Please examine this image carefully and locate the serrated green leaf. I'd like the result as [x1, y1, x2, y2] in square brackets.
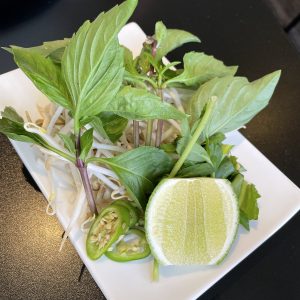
[177, 162, 213, 178]
[91, 112, 128, 143]
[79, 128, 94, 161]
[58, 133, 75, 154]
[89, 146, 173, 210]
[62, 0, 138, 125]
[10, 46, 72, 110]
[167, 52, 237, 87]
[107, 86, 186, 120]
[188, 70, 281, 137]
[154, 21, 200, 61]
[239, 181, 260, 220]
[4, 39, 69, 62]
[231, 174, 260, 229]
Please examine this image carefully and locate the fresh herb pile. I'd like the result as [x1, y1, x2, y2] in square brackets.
[0, 0, 280, 277]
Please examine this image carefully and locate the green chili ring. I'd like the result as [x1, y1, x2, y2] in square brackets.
[105, 228, 151, 262]
[86, 205, 131, 260]
[112, 200, 139, 227]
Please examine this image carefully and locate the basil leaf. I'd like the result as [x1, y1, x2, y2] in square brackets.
[154, 21, 200, 61]
[107, 86, 186, 120]
[1, 106, 23, 123]
[10, 46, 72, 110]
[123, 46, 138, 75]
[188, 70, 281, 137]
[0, 107, 74, 162]
[90, 146, 173, 209]
[205, 141, 223, 170]
[177, 137, 210, 163]
[58, 133, 76, 154]
[167, 52, 238, 87]
[177, 162, 213, 178]
[79, 128, 94, 161]
[215, 156, 235, 178]
[62, 0, 137, 124]
[91, 112, 128, 143]
[4, 39, 69, 61]
[177, 118, 211, 163]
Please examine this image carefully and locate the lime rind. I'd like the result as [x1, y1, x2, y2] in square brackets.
[145, 178, 239, 266]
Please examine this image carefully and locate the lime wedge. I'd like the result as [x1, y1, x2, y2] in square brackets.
[145, 178, 239, 265]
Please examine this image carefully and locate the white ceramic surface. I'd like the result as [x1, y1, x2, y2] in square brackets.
[0, 23, 299, 300]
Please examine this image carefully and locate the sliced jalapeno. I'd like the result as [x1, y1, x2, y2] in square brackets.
[86, 205, 130, 260]
[105, 228, 151, 262]
[112, 200, 139, 227]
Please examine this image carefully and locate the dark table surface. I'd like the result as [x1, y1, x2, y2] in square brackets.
[0, 0, 299, 299]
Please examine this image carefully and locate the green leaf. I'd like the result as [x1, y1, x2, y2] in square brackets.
[0, 107, 75, 162]
[62, 0, 138, 126]
[4, 39, 69, 63]
[207, 132, 226, 144]
[167, 52, 237, 87]
[239, 181, 260, 220]
[123, 46, 138, 75]
[177, 162, 213, 178]
[177, 137, 210, 162]
[177, 118, 211, 163]
[160, 143, 176, 153]
[107, 86, 186, 120]
[205, 141, 223, 170]
[239, 211, 250, 231]
[231, 174, 260, 229]
[10, 46, 72, 110]
[89, 146, 173, 209]
[188, 70, 281, 137]
[1, 106, 24, 123]
[58, 133, 76, 154]
[154, 21, 200, 61]
[79, 128, 94, 161]
[215, 156, 235, 178]
[91, 112, 128, 143]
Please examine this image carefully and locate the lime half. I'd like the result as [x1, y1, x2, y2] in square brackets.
[145, 178, 239, 265]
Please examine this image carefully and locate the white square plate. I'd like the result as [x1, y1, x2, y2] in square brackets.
[0, 23, 299, 300]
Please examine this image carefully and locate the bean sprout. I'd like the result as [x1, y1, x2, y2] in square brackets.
[92, 142, 125, 153]
[88, 164, 118, 179]
[47, 106, 64, 135]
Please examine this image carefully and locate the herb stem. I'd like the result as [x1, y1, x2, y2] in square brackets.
[133, 120, 140, 148]
[155, 88, 164, 147]
[77, 162, 98, 216]
[145, 120, 153, 146]
[152, 258, 159, 281]
[75, 132, 98, 215]
[169, 97, 216, 178]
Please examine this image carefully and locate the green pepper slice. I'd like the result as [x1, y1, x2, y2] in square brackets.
[86, 205, 130, 260]
[105, 228, 151, 262]
[112, 200, 139, 227]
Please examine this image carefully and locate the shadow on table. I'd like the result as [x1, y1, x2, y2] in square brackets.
[22, 164, 41, 192]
